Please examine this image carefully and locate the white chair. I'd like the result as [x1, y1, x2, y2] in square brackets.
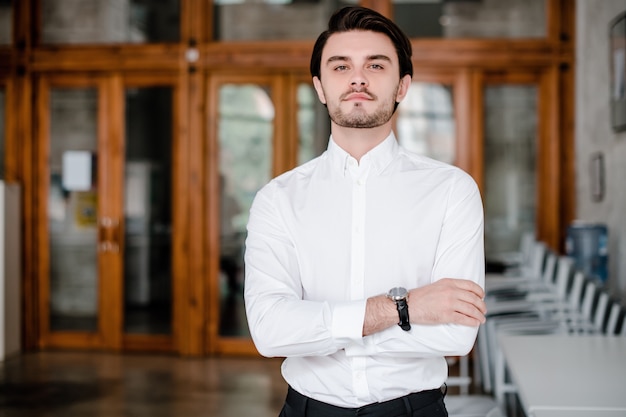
[485, 247, 559, 302]
[487, 231, 536, 279]
[485, 258, 582, 323]
[605, 301, 623, 335]
[486, 241, 548, 288]
[490, 275, 613, 409]
[478, 256, 577, 393]
[482, 267, 601, 399]
[444, 355, 505, 417]
[609, 302, 626, 335]
[561, 279, 611, 334]
[591, 289, 609, 332]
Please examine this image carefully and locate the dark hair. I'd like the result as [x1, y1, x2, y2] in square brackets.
[310, 6, 413, 80]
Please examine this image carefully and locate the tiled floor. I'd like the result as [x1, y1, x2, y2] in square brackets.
[0, 351, 286, 417]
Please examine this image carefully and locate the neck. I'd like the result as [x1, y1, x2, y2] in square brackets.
[331, 123, 392, 162]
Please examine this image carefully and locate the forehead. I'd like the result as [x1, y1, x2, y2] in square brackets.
[322, 30, 398, 63]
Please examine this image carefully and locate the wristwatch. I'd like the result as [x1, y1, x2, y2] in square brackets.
[387, 287, 411, 331]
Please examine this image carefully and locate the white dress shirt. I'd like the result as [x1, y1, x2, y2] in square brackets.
[244, 133, 484, 408]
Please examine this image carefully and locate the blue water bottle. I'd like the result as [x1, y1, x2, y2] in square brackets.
[565, 222, 608, 284]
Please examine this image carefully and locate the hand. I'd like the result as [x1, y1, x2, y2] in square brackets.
[409, 278, 486, 327]
[362, 278, 486, 336]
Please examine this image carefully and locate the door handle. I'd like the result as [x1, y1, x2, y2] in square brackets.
[98, 217, 120, 253]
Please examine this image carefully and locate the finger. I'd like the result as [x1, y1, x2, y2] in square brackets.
[452, 285, 487, 313]
[446, 278, 485, 298]
[459, 281, 485, 299]
[451, 312, 485, 327]
[455, 300, 487, 324]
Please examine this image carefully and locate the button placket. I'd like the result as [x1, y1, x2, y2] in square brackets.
[349, 164, 367, 300]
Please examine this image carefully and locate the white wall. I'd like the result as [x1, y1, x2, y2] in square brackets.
[576, 0, 626, 301]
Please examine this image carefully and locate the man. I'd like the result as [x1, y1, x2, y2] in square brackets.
[244, 6, 487, 417]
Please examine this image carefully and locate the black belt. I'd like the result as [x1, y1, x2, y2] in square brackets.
[286, 386, 444, 417]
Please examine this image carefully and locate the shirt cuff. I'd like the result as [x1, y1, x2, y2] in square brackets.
[330, 300, 366, 347]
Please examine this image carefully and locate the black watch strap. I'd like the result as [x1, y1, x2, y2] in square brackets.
[395, 299, 411, 331]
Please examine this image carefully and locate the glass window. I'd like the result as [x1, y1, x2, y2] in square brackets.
[396, 82, 456, 165]
[49, 88, 99, 332]
[483, 85, 537, 266]
[394, 0, 546, 39]
[218, 84, 273, 337]
[124, 87, 173, 335]
[41, 0, 180, 45]
[0, 87, 5, 179]
[213, 0, 352, 41]
[0, 0, 11, 45]
[297, 82, 329, 165]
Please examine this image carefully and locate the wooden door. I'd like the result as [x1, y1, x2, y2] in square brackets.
[479, 69, 565, 266]
[395, 67, 565, 271]
[206, 71, 332, 354]
[35, 72, 185, 352]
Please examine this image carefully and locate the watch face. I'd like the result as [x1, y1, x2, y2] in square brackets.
[388, 287, 408, 301]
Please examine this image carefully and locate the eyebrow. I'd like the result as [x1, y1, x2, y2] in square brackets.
[325, 54, 393, 66]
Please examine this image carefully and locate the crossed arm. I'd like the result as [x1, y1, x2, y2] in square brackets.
[363, 278, 487, 336]
[245, 170, 486, 358]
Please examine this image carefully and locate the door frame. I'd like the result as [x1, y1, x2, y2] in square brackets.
[33, 72, 190, 353]
[206, 72, 294, 355]
[120, 73, 186, 353]
[35, 73, 122, 349]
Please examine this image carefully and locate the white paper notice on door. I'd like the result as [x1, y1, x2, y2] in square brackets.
[62, 151, 93, 191]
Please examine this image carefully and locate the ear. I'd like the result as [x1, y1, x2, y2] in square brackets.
[312, 76, 327, 105]
[395, 75, 412, 103]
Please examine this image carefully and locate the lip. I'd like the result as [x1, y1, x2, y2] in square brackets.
[344, 92, 373, 101]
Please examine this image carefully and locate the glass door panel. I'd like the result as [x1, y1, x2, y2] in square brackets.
[218, 83, 274, 338]
[40, 74, 183, 352]
[48, 88, 99, 332]
[396, 82, 456, 165]
[123, 87, 173, 335]
[297, 82, 329, 165]
[0, 86, 5, 178]
[483, 85, 537, 266]
[393, 0, 546, 39]
[0, 1, 10, 45]
[40, 0, 180, 45]
[212, 0, 351, 41]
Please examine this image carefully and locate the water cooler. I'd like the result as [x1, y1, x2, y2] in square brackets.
[565, 222, 608, 284]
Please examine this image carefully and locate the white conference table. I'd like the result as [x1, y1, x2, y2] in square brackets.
[498, 334, 626, 415]
[531, 410, 626, 417]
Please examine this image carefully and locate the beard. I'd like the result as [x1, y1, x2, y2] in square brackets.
[326, 85, 399, 129]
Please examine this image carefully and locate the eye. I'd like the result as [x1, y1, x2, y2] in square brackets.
[334, 64, 349, 72]
[369, 63, 385, 70]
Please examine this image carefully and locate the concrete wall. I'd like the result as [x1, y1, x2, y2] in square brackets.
[576, 0, 626, 300]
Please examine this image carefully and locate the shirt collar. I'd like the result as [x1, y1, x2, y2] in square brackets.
[327, 132, 399, 177]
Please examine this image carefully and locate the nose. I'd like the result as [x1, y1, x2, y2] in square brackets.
[350, 69, 368, 89]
